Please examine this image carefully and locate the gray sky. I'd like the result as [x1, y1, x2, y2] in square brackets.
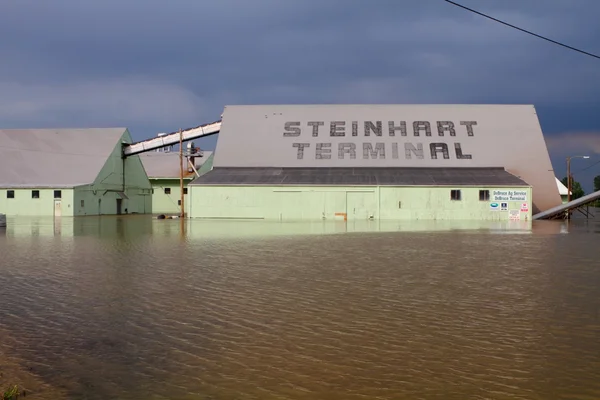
[1, 0, 599, 190]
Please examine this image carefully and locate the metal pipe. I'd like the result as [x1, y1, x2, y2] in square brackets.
[188, 158, 200, 177]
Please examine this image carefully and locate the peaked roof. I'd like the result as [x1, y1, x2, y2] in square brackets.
[140, 151, 213, 179]
[555, 177, 570, 195]
[190, 167, 530, 186]
[0, 128, 127, 188]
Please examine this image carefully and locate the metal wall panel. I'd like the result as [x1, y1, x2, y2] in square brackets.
[188, 185, 534, 221]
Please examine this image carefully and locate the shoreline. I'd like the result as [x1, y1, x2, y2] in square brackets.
[0, 329, 66, 399]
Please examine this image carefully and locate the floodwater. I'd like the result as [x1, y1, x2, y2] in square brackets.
[1, 213, 599, 400]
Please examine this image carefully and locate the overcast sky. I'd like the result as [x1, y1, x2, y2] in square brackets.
[1, 0, 599, 190]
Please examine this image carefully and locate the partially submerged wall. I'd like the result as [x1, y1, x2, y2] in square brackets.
[211, 104, 560, 213]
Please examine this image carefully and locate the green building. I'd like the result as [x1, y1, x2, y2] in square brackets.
[139, 150, 212, 215]
[0, 128, 152, 217]
[188, 104, 562, 221]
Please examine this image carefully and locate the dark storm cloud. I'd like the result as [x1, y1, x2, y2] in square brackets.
[1, 0, 600, 189]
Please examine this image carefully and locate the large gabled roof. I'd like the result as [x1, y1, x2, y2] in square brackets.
[189, 167, 530, 187]
[140, 151, 213, 179]
[0, 128, 127, 188]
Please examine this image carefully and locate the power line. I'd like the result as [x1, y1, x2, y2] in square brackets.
[575, 158, 600, 173]
[443, 0, 600, 60]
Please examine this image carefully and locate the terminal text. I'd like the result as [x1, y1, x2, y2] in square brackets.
[283, 120, 478, 137]
[292, 142, 473, 160]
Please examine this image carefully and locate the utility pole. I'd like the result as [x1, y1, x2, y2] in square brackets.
[179, 128, 185, 218]
[566, 155, 590, 219]
[567, 156, 572, 204]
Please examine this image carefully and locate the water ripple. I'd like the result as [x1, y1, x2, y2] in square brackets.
[1, 217, 600, 399]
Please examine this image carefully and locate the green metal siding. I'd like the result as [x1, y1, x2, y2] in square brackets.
[149, 178, 192, 215]
[0, 188, 74, 216]
[86, 129, 152, 215]
[147, 153, 212, 215]
[72, 185, 150, 216]
[189, 186, 533, 221]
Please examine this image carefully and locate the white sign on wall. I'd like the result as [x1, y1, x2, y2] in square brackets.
[509, 210, 520, 220]
[492, 190, 527, 202]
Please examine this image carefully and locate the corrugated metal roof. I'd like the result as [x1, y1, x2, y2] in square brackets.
[0, 128, 127, 188]
[140, 151, 213, 179]
[210, 104, 560, 213]
[189, 167, 529, 187]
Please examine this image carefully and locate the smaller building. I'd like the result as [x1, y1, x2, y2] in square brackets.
[140, 150, 213, 215]
[555, 177, 570, 203]
[0, 128, 152, 217]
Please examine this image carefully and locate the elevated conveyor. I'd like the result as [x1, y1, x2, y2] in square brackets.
[533, 190, 600, 220]
[123, 120, 222, 157]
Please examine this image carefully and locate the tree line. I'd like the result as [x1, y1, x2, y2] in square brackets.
[561, 175, 600, 205]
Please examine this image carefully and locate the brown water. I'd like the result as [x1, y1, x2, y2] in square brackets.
[1, 215, 600, 399]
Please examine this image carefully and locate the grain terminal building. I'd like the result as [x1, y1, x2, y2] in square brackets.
[188, 104, 561, 221]
[140, 150, 213, 215]
[0, 128, 152, 217]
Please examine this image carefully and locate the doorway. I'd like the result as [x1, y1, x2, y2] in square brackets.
[116, 198, 122, 215]
[54, 200, 62, 217]
[346, 192, 373, 220]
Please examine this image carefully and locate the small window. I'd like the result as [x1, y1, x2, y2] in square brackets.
[7, 190, 14, 199]
[80, 200, 85, 207]
[164, 188, 171, 194]
[183, 188, 188, 195]
[450, 189, 461, 201]
[32, 190, 40, 199]
[177, 200, 182, 206]
[479, 190, 490, 201]
[54, 190, 62, 199]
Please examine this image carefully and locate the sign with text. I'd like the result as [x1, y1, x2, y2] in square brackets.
[509, 210, 520, 220]
[492, 190, 527, 202]
[284, 120, 477, 161]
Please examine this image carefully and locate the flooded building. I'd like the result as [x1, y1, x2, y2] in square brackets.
[186, 104, 561, 221]
[140, 149, 213, 215]
[0, 128, 152, 217]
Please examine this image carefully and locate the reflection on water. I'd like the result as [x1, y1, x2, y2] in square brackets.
[1, 213, 600, 399]
[0, 215, 540, 239]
